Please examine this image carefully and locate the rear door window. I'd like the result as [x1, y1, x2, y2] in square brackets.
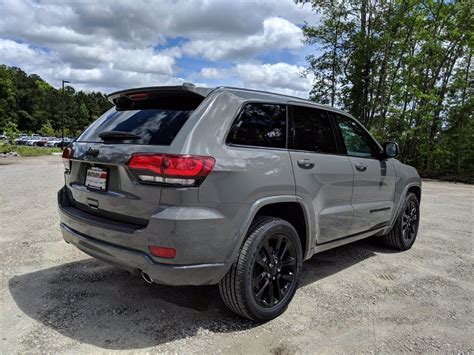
[226, 103, 287, 149]
[77, 108, 192, 145]
[290, 105, 338, 154]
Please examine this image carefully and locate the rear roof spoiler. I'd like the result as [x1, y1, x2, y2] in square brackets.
[107, 84, 214, 105]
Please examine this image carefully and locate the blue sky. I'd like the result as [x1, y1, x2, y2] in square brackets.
[0, 0, 318, 97]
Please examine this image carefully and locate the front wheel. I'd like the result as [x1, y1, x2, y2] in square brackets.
[382, 192, 420, 250]
[219, 216, 302, 321]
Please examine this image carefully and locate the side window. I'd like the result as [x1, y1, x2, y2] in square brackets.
[334, 114, 380, 158]
[290, 105, 338, 154]
[227, 103, 286, 149]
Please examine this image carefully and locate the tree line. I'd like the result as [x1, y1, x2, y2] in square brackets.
[304, 0, 472, 182]
[0, 65, 112, 139]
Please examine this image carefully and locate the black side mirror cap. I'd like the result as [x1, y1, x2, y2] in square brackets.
[383, 141, 399, 158]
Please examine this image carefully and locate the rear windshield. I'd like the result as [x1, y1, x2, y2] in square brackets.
[77, 108, 193, 145]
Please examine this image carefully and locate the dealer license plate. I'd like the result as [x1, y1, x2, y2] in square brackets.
[85, 166, 108, 191]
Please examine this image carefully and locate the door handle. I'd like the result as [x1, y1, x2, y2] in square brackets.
[355, 163, 367, 172]
[297, 159, 315, 169]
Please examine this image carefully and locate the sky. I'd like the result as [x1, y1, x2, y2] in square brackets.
[0, 0, 318, 98]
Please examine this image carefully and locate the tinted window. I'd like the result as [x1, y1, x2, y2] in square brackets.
[227, 103, 286, 148]
[291, 106, 337, 153]
[77, 108, 192, 145]
[335, 114, 379, 158]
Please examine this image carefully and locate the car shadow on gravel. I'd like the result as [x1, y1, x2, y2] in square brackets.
[8, 238, 393, 350]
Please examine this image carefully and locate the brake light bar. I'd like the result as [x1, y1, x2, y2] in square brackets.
[128, 92, 147, 100]
[127, 153, 215, 186]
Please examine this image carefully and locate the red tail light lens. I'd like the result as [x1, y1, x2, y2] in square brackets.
[62, 146, 72, 171]
[149, 245, 176, 259]
[127, 153, 215, 186]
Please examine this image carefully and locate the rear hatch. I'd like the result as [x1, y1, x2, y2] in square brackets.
[63, 86, 211, 227]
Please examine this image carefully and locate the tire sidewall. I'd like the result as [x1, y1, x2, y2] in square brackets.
[241, 220, 303, 321]
[398, 193, 420, 249]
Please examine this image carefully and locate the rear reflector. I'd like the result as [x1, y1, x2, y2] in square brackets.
[127, 153, 215, 187]
[62, 146, 72, 171]
[149, 246, 176, 259]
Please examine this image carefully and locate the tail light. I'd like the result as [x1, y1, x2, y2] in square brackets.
[62, 146, 72, 172]
[127, 153, 215, 187]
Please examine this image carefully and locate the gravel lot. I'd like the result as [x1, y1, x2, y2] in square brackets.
[1, 155, 473, 353]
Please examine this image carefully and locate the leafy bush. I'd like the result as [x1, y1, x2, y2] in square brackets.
[3, 121, 20, 144]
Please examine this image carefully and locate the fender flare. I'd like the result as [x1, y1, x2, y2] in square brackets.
[389, 182, 422, 228]
[224, 195, 314, 268]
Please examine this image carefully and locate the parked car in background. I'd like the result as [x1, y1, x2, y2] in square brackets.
[26, 136, 44, 146]
[15, 135, 30, 145]
[24, 134, 41, 146]
[47, 137, 73, 148]
[35, 137, 56, 147]
[46, 138, 62, 147]
[58, 84, 421, 321]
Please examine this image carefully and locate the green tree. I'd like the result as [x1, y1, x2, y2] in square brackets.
[304, 0, 473, 182]
[3, 121, 20, 144]
[39, 121, 55, 137]
[0, 65, 112, 137]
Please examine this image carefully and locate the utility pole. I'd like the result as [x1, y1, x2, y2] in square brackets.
[61, 80, 71, 148]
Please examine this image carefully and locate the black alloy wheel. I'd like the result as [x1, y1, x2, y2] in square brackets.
[252, 234, 297, 308]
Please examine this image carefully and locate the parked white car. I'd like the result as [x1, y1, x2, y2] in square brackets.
[46, 138, 62, 147]
[26, 136, 44, 146]
[15, 135, 30, 145]
[46, 138, 73, 147]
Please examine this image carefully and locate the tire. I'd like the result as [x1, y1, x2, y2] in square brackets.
[219, 216, 303, 321]
[382, 192, 420, 250]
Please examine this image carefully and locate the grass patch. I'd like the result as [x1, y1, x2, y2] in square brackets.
[0, 143, 62, 157]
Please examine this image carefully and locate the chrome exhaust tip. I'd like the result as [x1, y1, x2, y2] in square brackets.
[140, 270, 153, 284]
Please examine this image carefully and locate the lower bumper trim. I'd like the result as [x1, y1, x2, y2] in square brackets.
[60, 223, 227, 286]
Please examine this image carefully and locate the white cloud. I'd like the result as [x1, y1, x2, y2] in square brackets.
[0, 39, 183, 92]
[197, 62, 313, 98]
[60, 43, 177, 75]
[235, 62, 312, 92]
[198, 67, 232, 80]
[182, 17, 304, 60]
[0, 39, 54, 67]
[0, 0, 316, 96]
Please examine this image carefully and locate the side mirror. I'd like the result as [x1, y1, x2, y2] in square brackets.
[383, 141, 399, 158]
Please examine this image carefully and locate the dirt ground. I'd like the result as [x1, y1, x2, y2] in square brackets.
[0, 155, 472, 353]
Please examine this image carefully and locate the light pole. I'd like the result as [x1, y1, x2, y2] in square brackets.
[61, 80, 71, 147]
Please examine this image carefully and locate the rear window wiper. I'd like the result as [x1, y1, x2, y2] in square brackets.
[98, 131, 141, 141]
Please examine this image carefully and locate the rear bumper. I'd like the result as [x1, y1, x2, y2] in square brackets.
[57, 186, 238, 286]
[60, 222, 227, 285]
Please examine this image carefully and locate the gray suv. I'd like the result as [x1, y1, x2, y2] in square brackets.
[58, 84, 421, 321]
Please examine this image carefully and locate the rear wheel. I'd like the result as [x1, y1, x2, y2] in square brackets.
[219, 216, 302, 321]
[382, 192, 420, 250]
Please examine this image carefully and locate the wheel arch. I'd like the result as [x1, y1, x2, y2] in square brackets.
[407, 185, 421, 202]
[389, 182, 422, 229]
[226, 196, 313, 266]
